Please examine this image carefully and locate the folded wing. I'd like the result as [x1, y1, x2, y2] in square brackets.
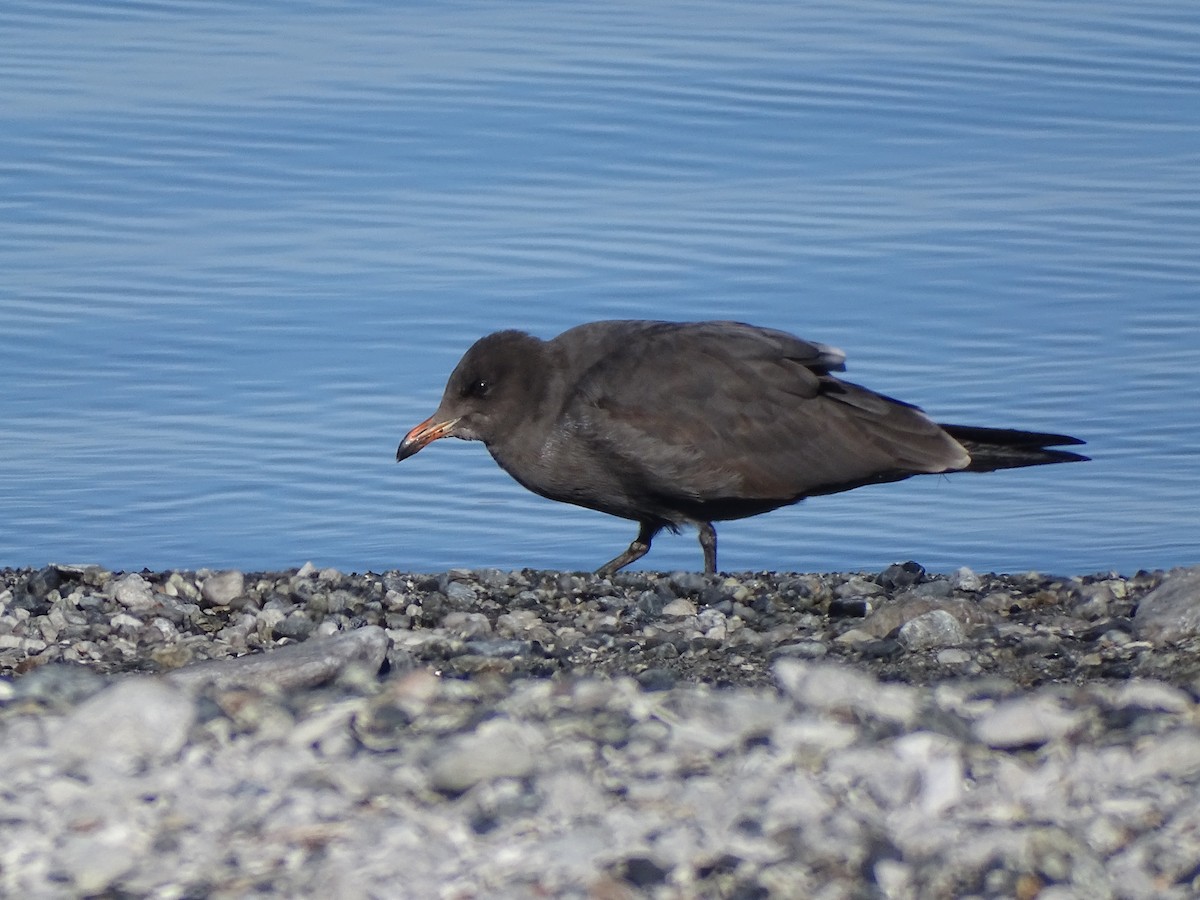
[564, 321, 969, 515]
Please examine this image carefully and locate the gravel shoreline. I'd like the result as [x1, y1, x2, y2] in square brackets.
[3, 562, 1200, 898]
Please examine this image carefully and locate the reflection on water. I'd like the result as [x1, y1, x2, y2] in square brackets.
[1, 0, 1198, 574]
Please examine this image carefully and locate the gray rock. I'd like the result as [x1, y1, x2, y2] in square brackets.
[835, 576, 886, 598]
[1112, 680, 1193, 713]
[428, 718, 543, 794]
[50, 678, 194, 775]
[24, 566, 64, 600]
[951, 566, 983, 592]
[973, 695, 1082, 748]
[111, 573, 156, 610]
[668, 571, 708, 595]
[879, 560, 925, 590]
[463, 638, 533, 658]
[774, 659, 919, 726]
[200, 570, 245, 607]
[165, 625, 388, 692]
[772, 640, 829, 660]
[908, 579, 953, 599]
[442, 610, 491, 638]
[898, 609, 966, 650]
[54, 832, 142, 896]
[273, 611, 316, 642]
[1133, 566, 1200, 644]
[661, 597, 697, 617]
[859, 596, 979, 638]
[445, 581, 478, 604]
[9, 662, 109, 709]
[935, 648, 974, 667]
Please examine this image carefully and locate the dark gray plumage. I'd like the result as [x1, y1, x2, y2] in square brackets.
[396, 320, 1087, 574]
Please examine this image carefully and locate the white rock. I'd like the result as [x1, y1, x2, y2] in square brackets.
[200, 570, 245, 607]
[973, 695, 1081, 748]
[111, 573, 156, 610]
[898, 609, 966, 650]
[951, 566, 983, 592]
[1132, 565, 1200, 644]
[774, 659, 919, 726]
[428, 718, 543, 794]
[50, 679, 195, 776]
[662, 597, 697, 617]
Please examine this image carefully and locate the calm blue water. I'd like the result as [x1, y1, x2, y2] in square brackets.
[2, 1, 1198, 576]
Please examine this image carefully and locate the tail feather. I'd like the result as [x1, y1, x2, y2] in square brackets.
[939, 423, 1089, 472]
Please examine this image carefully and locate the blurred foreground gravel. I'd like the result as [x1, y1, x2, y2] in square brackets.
[3, 561, 1200, 898]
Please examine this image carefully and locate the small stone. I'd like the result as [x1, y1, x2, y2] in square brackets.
[56, 831, 140, 896]
[662, 598, 697, 617]
[200, 570, 245, 607]
[879, 560, 925, 590]
[616, 856, 670, 887]
[24, 566, 64, 599]
[774, 659, 919, 726]
[428, 718, 543, 794]
[835, 576, 886, 598]
[636, 668, 677, 691]
[771, 641, 829, 660]
[444, 581, 477, 604]
[860, 637, 903, 659]
[973, 695, 1081, 749]
[1133, 566, 1200, 644]
[833, 627, 876, 645]
[442, 611, 492, 638]
[697, 587, 731, 610]
[166, 625, 388, 692]
[908, 579, 953, 599]
[11, 662, 108, 708]
[111, 573, 156, 610]
[462, 638, 532, 658]
[951, 566, 983, 592]
[1112, 680, 1192, 713]
[273, 611, 316, 642]
[828, 597, 871, 618]
[668, 571, 708, 595]
[898, 610, 966, 650]
[936, 648, 973, 666]
[636, 591, 667, 616]
[51, 678, 195, 775]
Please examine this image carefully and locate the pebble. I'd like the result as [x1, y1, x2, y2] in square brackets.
[165, 625, 388, 692]
[50, 678, 194, 775]
[200, 570, 245, 607]
[952, 565, 984, 592]
[1132, 565, 1200, 644]
[110, 573, 156, 610]
[444, 580, 477, 604]
[936, 647, 974, 667]
[898, 608, 967, 650]
[661, 597, 697, 617]
[0, 562, 1192, 897]
[973, 694, 1082, 748]
[427, 717, 544, 794]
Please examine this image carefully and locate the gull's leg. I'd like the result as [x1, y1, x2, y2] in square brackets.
[596, 522, 660, 577]
[697, 522, 717, 574]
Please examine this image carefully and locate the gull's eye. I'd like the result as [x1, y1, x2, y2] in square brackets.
[464, 377, 491, 399]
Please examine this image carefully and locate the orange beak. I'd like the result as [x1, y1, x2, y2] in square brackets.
[396, 414, 460, 461]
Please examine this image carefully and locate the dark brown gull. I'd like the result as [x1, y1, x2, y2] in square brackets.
[397, 320, 1088, 575]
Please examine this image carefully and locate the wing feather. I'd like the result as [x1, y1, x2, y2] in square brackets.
[560, 322, 968, 509]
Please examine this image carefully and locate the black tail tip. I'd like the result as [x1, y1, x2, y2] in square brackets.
[940, 423, 1090, 471]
